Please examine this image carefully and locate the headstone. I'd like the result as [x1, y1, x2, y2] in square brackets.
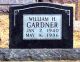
[9, 3, 73, 48]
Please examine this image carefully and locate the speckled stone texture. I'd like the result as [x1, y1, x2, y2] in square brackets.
[0, 49, 80, 61]
[0, 0, 36, 12]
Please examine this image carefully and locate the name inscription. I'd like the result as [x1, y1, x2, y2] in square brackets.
[23, 14, 62, 40]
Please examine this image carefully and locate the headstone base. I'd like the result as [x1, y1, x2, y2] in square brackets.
[0, 49, 80, 61]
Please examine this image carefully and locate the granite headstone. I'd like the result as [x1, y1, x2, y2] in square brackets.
[9, 3, 73, 48]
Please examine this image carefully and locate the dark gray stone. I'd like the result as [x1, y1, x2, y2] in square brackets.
[9, 3, 73, 48]
[0, 49, 80, 61]
[0, 0, 36, 13]
[8, 49, 30, 61]
[0, 0, 36, 4]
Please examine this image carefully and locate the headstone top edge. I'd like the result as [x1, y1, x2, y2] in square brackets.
[9, 2, 73, 9]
